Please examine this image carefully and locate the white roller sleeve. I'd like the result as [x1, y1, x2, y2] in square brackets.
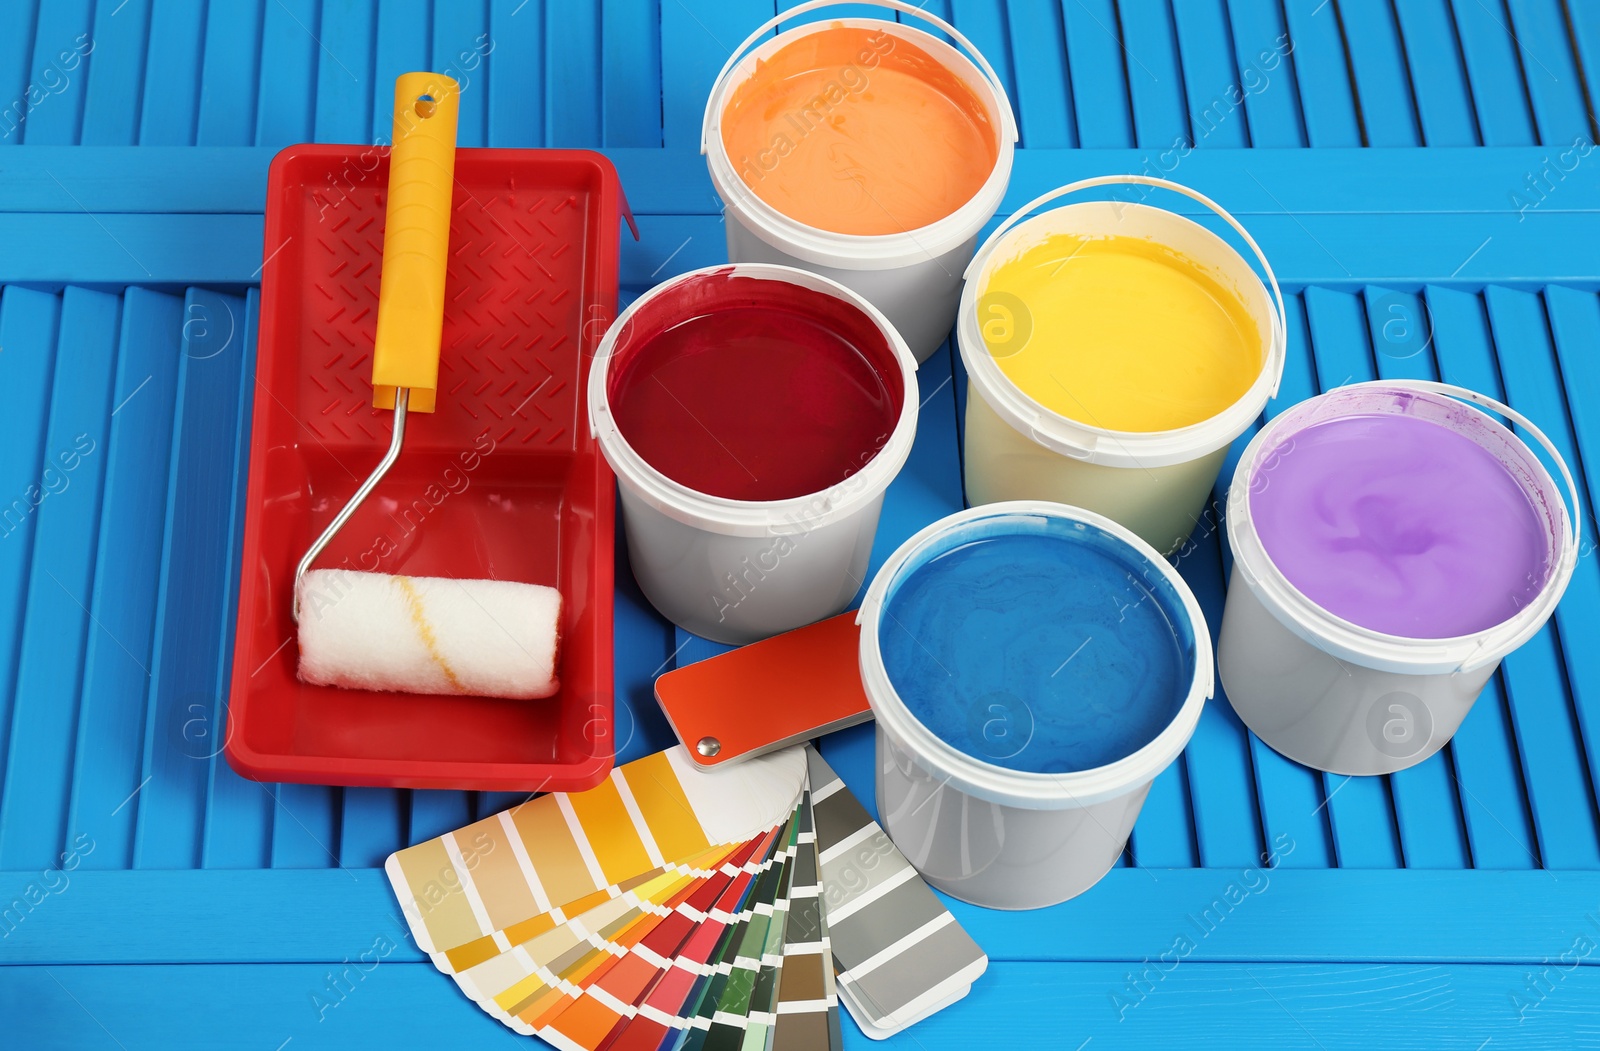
[296, 569, 562, 699]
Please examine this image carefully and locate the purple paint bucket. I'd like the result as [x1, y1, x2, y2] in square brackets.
[1219, 380, 1580, 775]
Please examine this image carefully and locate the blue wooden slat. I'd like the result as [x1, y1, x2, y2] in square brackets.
[1281, 0, 1362, 146]
[200, 289, 275, 871]
[65, 289, 183, 872]
[407, 789, 473, 846]
[1060, 0, 1132, 147]
[9, 959, 1600, 1049]
[949, 0, 1018, 127]
[486, 0, 544, 148]
[12, 866, 1600, 965]
[1391, 0, 1481, 145]
[1116, 0, 1189, 148]
[371, 0, 430, 145]
[1301, 286, 1404, 869]
[6, 141, 1577, 224]
[0, 288, 118, 872]
[1424, 289, 1544, 872]
[255, 0, 320, 150]
[432, 0, 489, 148]
[1239, 291, 1336, 870]
[19, 0, 94, 145]
[602, 0, 663, 147]
[1483, 286, 1600, 867]
[865, 342, 964, 583]
[1432, 286, 1595, 870]
[662, 0, 761, 149]
[271, 784, 342, 869]
[0, 3, 40, 147]
[1545, 288, 1600, 548]
[472, 790, 524, 824]
[1450, 0, 1538, 145]
[1570, 3, 1600, 135]
[1424, 301, 1542, 871]
[312, 0, 376, 144]
[1336, 0, 1422, 146]
[1480, 565, 1599, 871]
[0, 213, 264, 287]
[1362, 284, 1472, 870]
[671, 629, 731, 671]
[195, 0, 265, 146]
[1008, 0, 1077, 148]
[81, 0, 153, 145]
[1504, 0, 1593, 146]
[133, 287, 249, 869]
[776, 0, 887, 31]
[1448, 671, 1541, 869]
[338, 788, 406, 868]
[900, 0, 955, 55]
[1224, 0, 1305, 146]
[138, 0, 209, 145]
[545, 0, 600, 147]
[0, 289, 62, 824]
[1179, 255, 1286, 874]
[605, 518, 680, 771]
[1129, 757, 1199, 867]
[619, 214, 727, 290]
[1170, 0, 1249, 147]
[1177, 527, 1266, 868]
[4, 152, 1600, 290]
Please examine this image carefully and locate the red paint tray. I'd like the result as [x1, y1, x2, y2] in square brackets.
[226, 145, 623, 792]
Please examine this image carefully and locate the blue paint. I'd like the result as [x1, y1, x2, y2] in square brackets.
[878, 514, 1196, 774]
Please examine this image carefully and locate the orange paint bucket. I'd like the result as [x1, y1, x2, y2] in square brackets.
[702, 0, 1017, 361]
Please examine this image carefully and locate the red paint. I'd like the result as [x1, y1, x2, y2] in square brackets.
[607, 270, 904, 501]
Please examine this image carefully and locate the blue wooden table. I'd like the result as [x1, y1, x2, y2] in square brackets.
[1, 1, 1599, 1047]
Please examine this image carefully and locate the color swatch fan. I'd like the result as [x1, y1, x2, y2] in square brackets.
[387, 744, 986, 1047]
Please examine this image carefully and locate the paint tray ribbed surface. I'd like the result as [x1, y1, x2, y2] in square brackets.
[225, 145, 623, 792]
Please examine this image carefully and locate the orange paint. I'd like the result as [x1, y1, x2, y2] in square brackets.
[721, 24, 998, 235]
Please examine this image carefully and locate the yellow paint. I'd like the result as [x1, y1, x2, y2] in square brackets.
[395, 575, 463, 692]
[981, 233, 1262, 432]
[720, 25, 998, 235]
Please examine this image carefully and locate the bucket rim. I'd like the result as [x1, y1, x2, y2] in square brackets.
[1225, 380, 1583, 675]
[702, 7, 1018, 269]
[957, 194, 1287, 469]
[856, 501, 1215, 810]
[587, 263, 920, 538]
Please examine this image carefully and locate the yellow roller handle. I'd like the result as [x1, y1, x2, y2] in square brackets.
[371, 72, 461, 413]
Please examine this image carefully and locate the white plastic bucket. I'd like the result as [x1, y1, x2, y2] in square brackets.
[702, 0, 1018, 363]
[856, 502, 1212, 909]
[1220, 380, 1581, 776]
[589, 263, 919, 646]
[958, 176, 1287, 555]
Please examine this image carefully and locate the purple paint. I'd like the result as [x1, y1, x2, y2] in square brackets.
[1249, 412, 1549, 638]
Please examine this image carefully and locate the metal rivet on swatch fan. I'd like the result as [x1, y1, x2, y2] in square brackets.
[696, 736, 722, 758]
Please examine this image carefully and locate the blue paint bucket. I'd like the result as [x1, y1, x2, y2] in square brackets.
[856, 502, 1212, 908]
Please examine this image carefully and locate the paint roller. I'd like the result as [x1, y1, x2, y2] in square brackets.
[293, 73, 561, 701]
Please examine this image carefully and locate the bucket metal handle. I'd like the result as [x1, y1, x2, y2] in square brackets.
[963, 174, 1288, 400]
[699, 0, 1019, 155]
[1380, 379, 1583, 673]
